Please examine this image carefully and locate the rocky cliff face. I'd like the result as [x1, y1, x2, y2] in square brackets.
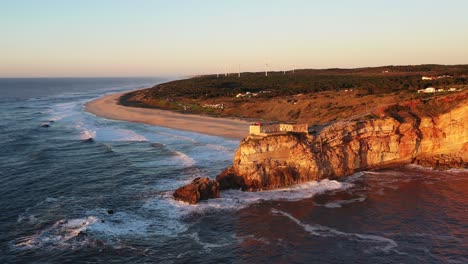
[217, 96, 468, 191]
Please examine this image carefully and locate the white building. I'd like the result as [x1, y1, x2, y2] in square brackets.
[417, 87, 436, 93]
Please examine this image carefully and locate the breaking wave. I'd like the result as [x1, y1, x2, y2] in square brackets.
[15, 216, 98, 249]
[160, 179, 354, 214]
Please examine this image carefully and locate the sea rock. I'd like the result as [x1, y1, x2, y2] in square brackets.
[217, 95, 468, 191]
[173, 177, 220, 204]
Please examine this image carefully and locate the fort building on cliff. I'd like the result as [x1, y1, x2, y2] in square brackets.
[249, 122, 308, 135]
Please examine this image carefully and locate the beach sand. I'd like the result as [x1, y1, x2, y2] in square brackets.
[85, 92, 250, 139]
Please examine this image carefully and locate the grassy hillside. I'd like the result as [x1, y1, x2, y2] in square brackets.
[120, 64, 468, 124]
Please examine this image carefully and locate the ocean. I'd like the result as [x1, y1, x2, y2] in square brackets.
[0, 78, 466, 263]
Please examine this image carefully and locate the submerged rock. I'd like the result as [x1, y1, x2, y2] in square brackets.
[173, 177, 220, 204]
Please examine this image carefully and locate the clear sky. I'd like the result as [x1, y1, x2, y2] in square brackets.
[1, 0, 468, 77]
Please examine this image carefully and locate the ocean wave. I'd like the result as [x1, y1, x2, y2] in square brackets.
[204, 144, 235, 152]
[75, 124, 148, 142]
[171, 151, 196, 167]
[86, 211, 151, 236]
[79, 127, 96, 140]
[271, 209, 398, 253]
[48, 101, 80, 122]
[15, 216, 98, 249]
[14, 209, 187, 250]
[96, 127, 147, 142]
[160, 179, 353, 214]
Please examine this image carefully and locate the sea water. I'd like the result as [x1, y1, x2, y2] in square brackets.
[0, 78, 466, 263]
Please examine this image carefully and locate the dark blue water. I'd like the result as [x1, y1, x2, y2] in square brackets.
[1, 78, 467, 263]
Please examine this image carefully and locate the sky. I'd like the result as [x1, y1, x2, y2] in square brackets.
[1, 0, 468, 77]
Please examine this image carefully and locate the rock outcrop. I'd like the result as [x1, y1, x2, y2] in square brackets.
[173, 177, 220, 204]
[217, 94, 468, 191]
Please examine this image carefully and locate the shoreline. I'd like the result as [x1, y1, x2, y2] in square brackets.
[84, 91, 250, 139]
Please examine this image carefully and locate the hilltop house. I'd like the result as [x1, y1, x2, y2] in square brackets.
[417, 87, 436, 93]
[421, 75, 453, 80]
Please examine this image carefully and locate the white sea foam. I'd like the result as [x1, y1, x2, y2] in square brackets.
[233, 234, 271, 245]
[405, 164, 435, 171]
[48, 101, 80, 121]
[92, 127, 147, 142]
[79, 127, 96, 140]
[75, 124, 147, 142]
[156, 131, 198, 143]
[205, 144, 234, 152]
[344, 172, 365, 182]
[156, 179, 353, 215]
[321, 196, 367, 208]
[189, 232, 231, 252]
[172, 151, 196, 167]
[87, 212, 151, 236]
[17, 214, 38, 224]
[272, 209, 398, 252]
[446, 168, 468, 173]
[16, 216, 98, 249]
[45, 197, 58, 203]
[15, 209, 185, 250]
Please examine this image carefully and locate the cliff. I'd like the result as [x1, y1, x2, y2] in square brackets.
[217, 94, 468, 191]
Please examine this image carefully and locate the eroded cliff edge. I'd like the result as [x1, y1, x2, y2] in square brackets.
[217, 94, 468, 191]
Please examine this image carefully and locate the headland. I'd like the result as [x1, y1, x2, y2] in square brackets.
[83, 65, 468, 204]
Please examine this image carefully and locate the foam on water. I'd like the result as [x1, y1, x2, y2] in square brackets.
[272, 209, 398, 253]
[86, 211, 151, 237]
[152, 179, 354, 216]
[93, 127, 147, 142]
[321, 196, 367, 208]
[48, 101, 79, 122]
[188, 232, 232, 252]
[15, 208, 190, 250]
[204, 143, 235, 153]
[156, 131, 198, 143]
[15, 216, 98, 249]
[171, 150, 196, 167]
[75, 123, 148, 142]
[77, 125, 96, 140]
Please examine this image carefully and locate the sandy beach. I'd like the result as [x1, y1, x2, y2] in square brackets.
[85, 92, 250, 139]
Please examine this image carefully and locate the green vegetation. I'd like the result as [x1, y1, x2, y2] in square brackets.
[124, 64, 468, 102]
[119, 64, 468, 124]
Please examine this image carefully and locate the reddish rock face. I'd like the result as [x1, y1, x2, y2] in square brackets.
[217, 97, 468, 191]
[173, 177, 220, 204]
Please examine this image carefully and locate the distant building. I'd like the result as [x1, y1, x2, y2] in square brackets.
[422, 76, 436, 80]
[235, 91, 258, 98]
[249, 122, 308, 135]
[421, 75, 452, 80]
[203, 103, 225, 109]
[417, 87, 436, 93]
